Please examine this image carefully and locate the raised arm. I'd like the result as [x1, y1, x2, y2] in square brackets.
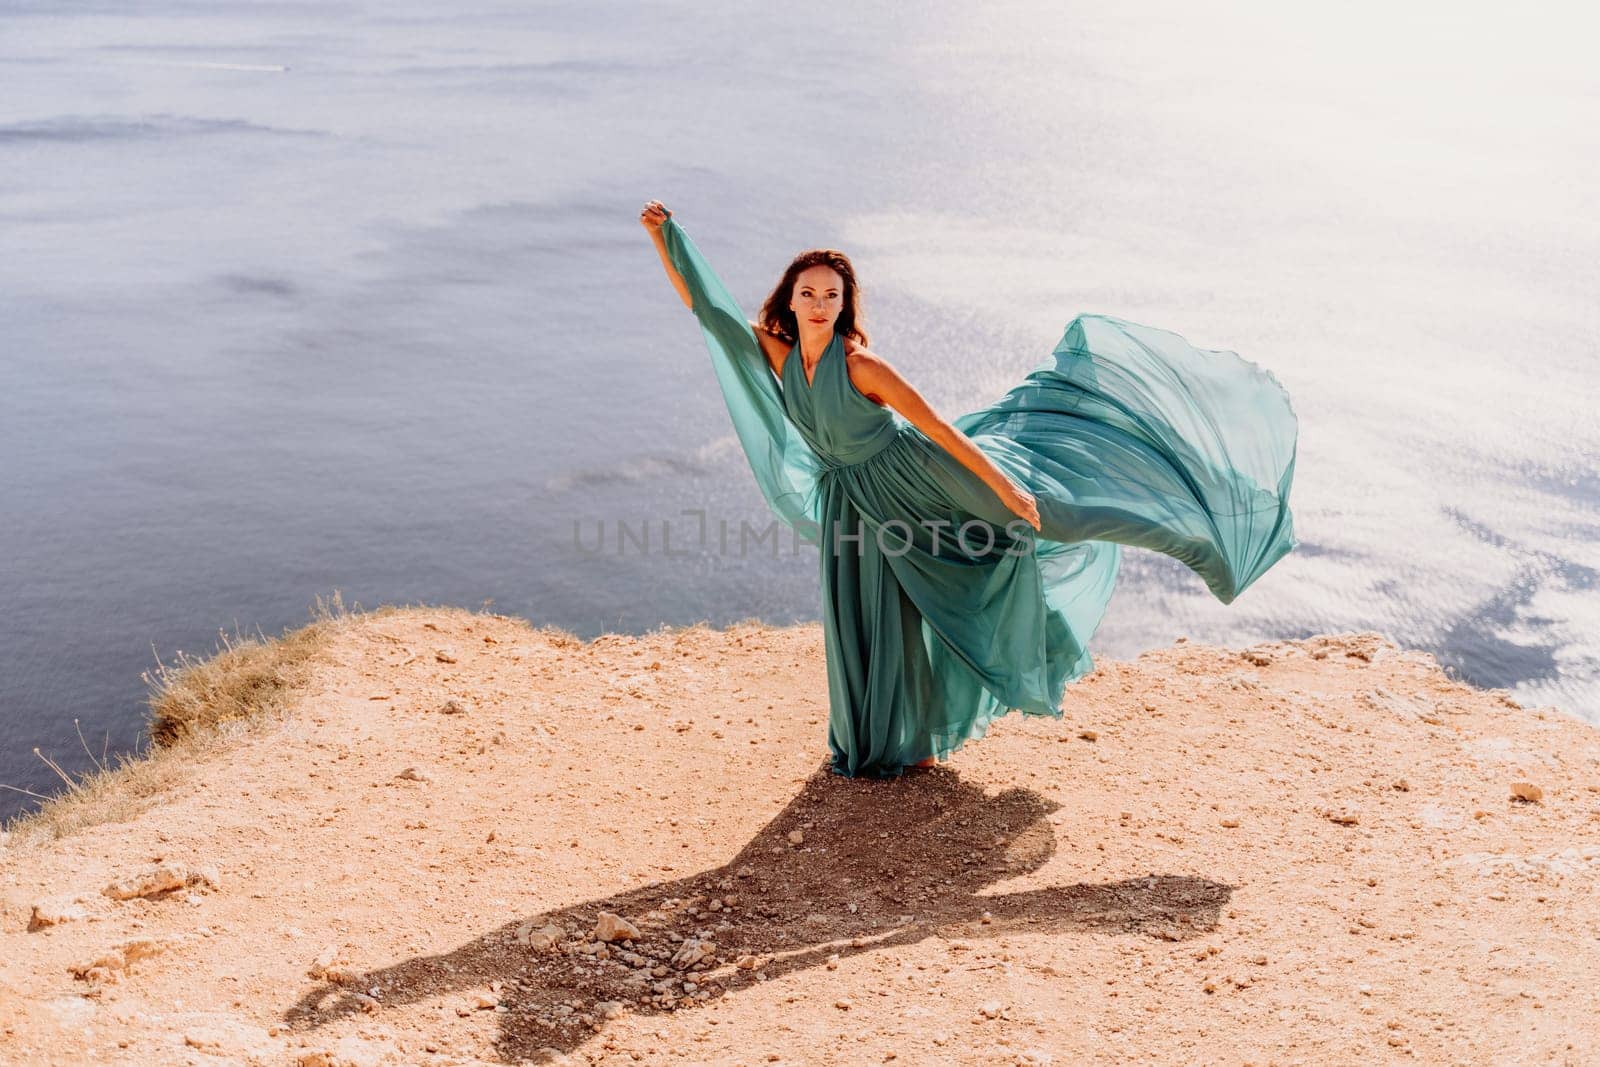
[640, 200, 692, 310]
[640, 201, 791, 381]
[846, 342, 1041, 531]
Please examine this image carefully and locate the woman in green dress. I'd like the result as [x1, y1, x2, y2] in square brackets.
[639, 199, 1297, 779]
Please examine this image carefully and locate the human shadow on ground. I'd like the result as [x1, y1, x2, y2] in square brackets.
[284, 762, 1231, 1062]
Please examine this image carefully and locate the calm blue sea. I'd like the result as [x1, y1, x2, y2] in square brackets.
[3, 0, 1596, 821]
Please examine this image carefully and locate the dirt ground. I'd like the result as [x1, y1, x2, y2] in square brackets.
[3, 608, 1598, 1066]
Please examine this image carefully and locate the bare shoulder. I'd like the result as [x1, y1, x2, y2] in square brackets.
[843, 339, 899, 381]
[841, 339, 891, 406]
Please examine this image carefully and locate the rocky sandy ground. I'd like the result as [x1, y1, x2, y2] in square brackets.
[2, 608, 1598, 1066]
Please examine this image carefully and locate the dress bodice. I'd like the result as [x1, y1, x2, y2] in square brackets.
[780, 331, 901, 468]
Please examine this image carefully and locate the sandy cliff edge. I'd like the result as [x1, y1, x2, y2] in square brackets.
[2, 607, 1597, 1067]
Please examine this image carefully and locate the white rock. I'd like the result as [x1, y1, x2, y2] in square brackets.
[28, 897, 88, 930]
[670, 938, 715, 970]
[593, 911, 642, 942]
[70, 937, 175, 982]
[308, 945, 341, 979]
[103, 865, 189, 901]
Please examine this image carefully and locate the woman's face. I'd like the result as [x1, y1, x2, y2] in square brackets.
[789, 264, 845, 332]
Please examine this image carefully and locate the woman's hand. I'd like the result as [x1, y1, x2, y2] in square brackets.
[639, 200, 671, 233]
[642, 200, 692, 310]
[997, 478, 1041, 532]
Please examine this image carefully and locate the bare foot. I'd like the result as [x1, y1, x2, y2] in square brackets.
[912, 756, 937, 769]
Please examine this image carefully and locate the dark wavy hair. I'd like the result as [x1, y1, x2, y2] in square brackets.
[757, 248, 869, 347]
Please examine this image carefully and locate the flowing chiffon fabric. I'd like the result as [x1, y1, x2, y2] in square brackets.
[660, 216, 1298, 777]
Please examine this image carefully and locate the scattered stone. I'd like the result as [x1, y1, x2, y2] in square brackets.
[671, 938, 715, 970]
[434, 649, 458, 664]
[439, 698, 469, 715]
[1077, 730, 1099, 742]
[1219, 817, 1240, 829]
[28, 897, 88, 931]
[1392, 779, 1411, 792]
[1511, 782, 1544, 804]
[787, 830, 804, 845]
[308, 945, 342, 980]
[1326, 809, 1360, 826]
[395, 767, 430, 783]
[71, 937, 174, 983]
[594, 911, 642, 943]
[103, 870, 198, 902]
[978, 1000, 1004, 1019]
[515, 921, 565, 950]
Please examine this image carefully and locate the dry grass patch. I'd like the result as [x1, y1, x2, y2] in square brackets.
[145, 590, 360, 745]
[4, 591, 377, 844]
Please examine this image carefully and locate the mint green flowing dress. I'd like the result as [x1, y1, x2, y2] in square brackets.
[660, 216, 1298, 778]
